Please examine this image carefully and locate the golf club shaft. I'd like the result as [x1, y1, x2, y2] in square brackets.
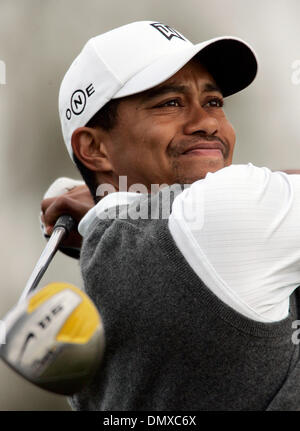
[18, 215, 76, 304]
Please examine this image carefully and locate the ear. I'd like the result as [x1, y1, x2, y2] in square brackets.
[71, 127, 113, 172]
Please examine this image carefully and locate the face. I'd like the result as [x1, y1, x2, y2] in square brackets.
[101, 59, 236, 191]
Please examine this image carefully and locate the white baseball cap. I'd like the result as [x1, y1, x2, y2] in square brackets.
[59, 21, 258, 160]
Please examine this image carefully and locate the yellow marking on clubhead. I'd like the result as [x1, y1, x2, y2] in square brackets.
[27, 282, 100, 344]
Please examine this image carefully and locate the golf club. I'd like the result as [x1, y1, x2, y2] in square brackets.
[0, 215, 105, 395]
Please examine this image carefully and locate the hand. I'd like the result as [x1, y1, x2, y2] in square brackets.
[41, 178, 94, 250]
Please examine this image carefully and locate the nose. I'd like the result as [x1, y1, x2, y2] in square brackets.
[183, 104, 219, 136]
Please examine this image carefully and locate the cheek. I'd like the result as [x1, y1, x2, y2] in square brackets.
[109, 105, 179, 170]
[109, 123, 169, 174]
[128, 121, 176, 158]
[222, 121, 236, 163]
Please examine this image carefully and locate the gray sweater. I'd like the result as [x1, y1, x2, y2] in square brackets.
[70, 184, 300, 411]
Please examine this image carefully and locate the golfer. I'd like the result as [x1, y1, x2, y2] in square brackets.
[41, 21, 300, 410]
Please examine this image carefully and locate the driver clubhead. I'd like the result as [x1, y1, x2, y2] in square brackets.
[0, 282, 105, 395]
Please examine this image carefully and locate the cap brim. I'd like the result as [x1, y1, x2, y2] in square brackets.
[113, 36, 257, 99]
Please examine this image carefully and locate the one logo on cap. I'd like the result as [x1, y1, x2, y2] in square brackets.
[71, 90, 86, 115]
[150, 23, 186, 41]
[66, 83, 95, 120]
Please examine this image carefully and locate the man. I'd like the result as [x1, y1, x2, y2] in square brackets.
[41, 21, 300, 410]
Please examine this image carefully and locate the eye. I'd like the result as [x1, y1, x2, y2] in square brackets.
[156, 98, 182, 108]
[204, 97, 224, 108]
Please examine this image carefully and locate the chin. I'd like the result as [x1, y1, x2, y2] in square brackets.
[179, 160, 226, 184]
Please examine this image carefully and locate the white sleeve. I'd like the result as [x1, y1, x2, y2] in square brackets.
[168, 163, 300, 322]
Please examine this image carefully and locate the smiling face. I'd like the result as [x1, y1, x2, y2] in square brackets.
[77, 59, 236, 192]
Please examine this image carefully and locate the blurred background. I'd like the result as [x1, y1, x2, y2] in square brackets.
[0, 0, 300, 411]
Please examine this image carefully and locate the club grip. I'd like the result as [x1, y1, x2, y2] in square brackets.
[53, 215, 77, 237]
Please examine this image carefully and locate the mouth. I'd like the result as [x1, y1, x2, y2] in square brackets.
[182, 141, 224, 157]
